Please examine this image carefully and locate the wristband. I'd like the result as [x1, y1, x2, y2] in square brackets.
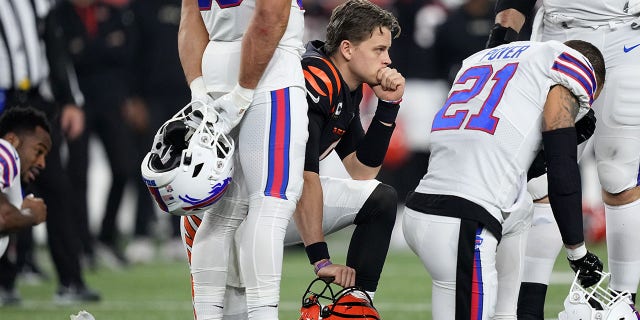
[189, 76, 207, 98]
[305, 242, 330, 265]
[374, 100, 401, 124]
[486, 24, 519, 48]
[314, 259, 333, 275]
[231, 84, 254, 106]
[355, 119, 395, 167]
[380, 98, 402, 105]
[566, 243, 587, 261]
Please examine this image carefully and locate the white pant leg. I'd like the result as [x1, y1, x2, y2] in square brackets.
[191, 197, 247, 320]
[235, 87, 307, 320]
[283, 177, 379, 245]
[606, 198, 640, 293]
[522, 203, 563, 285]
[493, 230, 528, 320]
[402, 208, 498, 320]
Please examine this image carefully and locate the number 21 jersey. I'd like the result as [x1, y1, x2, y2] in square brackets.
[416, 40, 597, 223]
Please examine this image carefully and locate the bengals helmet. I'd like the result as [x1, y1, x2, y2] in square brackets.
[299, 278, 381, 320]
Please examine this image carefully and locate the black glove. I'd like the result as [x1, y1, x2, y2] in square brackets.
[486, 24, 520, 48]
[575, 109, 596, 144]
[527, 150, 547, 181]
[568, 251, 603, 287]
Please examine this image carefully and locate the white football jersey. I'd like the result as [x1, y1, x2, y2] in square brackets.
[0, 138, 22, 256]
[416, 40, 596, 223]
[199, 0, 305, 94]
[543, 0, 633, 23]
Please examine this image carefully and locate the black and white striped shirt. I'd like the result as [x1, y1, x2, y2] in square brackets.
[0, 0, 82, 106]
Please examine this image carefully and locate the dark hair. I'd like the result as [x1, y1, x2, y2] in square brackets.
[324, 0, 401, 57]
[564, 40, 606, 91]
[0, 107, 51, 138]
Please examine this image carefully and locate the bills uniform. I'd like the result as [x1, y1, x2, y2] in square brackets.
[182, 40, 395, 319]
[530, 0, 640, 297]
[402, 40, 596, 319]
[0, 139, 22, 256]
[188, 1, 309, 319]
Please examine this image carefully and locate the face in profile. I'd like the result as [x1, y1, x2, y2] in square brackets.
[348, 27, 393, 86]
[16, 126, 52, 184]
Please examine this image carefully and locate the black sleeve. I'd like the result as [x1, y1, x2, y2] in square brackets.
[43, 5, 80, 106]
[334, 113, 365, 160]
[304, 111, 324, 173]
[543, 127, 584, 246]
[495, 0, 537, 16]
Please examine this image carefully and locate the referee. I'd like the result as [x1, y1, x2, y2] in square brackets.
[0, 0, 100, 305]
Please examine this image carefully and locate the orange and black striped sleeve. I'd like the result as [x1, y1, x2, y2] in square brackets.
[302, 56, 342, 116]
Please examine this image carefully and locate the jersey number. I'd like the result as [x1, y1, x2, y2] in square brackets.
[431, 63, 518, 135]
[198, 0, 242, 10]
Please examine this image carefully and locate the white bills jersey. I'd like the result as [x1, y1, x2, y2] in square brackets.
[543, 0, 633, 23]
[415, 40, 596, 223]
[198, 0, 305, 94]
[0, 138, 22, 256]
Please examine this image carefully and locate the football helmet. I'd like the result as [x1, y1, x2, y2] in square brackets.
[558, 271, 640, 320]
[299, 278, 381, 320]
[141, 101, 234, 216]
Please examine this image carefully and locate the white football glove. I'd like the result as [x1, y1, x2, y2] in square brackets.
[624, 0, 640, 29]
[189, 76, 215, 106]
[211, 84, 254, 134]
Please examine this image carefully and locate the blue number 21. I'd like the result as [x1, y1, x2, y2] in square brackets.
[199, 0, 242, 10]
[431, 63, 518, 135]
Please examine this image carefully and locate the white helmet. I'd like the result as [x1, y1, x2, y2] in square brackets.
[559, 271, 640, 320]
[140, 101, 234, 216]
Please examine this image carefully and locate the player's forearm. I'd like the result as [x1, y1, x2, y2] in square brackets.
[238, 0, 290, 89]
[178, 0, 209, 85]
[0, 205, 36, 236]
[343, 153, 381, 180]
[293, 171, 326, 248]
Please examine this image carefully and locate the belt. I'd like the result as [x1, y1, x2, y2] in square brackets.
[544, 13, 635, 30]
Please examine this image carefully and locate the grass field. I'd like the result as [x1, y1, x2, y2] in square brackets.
[0, 231, 610, 320]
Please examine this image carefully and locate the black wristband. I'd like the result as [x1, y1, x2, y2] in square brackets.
[305, 242, 330, 265]
[542, 127, 584, 246]
[356, 118, 395, 167]
[374, 100, 400, 124]
[486, 24, 519, 48]
[495, 0, 536, 17]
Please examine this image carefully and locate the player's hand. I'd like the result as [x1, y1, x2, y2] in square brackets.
[189, 76, 216, 106]
[486, 24, 519, 48]
[21, 195, 47, 225]
[576, 109, 596, 144]
[211, 84, 254, 135]
[568, 251, 603, 287]
[372, 67, 404, 103]
[316, 263, 355, 288]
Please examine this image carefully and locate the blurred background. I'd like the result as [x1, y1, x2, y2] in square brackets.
[1, 0, 607, 319]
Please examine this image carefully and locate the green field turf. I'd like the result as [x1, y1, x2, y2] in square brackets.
[0, 232, 610, 320]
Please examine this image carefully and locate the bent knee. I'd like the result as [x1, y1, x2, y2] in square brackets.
[354, 183, 398, 225]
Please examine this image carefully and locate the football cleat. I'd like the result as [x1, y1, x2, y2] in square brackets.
[558, 271, 640, 320]
[141, 100, 234, 216]
[299, 278, 381, 320]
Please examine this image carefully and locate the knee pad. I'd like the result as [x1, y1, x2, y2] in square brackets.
[595, 136, 639, 194]
[354, 183, 397, 226]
